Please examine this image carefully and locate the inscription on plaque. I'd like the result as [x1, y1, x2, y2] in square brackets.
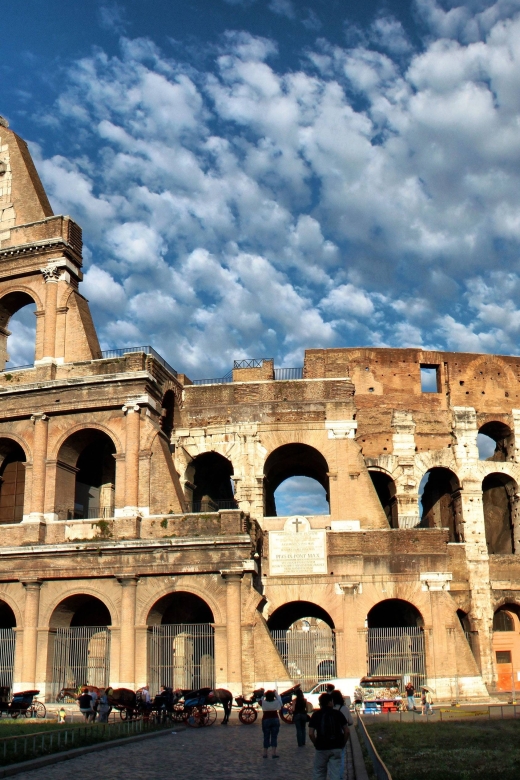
[269, 517, 327, 576]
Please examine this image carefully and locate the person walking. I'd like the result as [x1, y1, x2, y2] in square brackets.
[309, 693, 349, 780]
[331, 689, 353, 779]
[97, 692, 111, 723]
[261, 689, 282, 759]
[421, 688, 433, 715]
[292, 689, 309, 747]
[405, 681, 415, 711]
[77, 689, 93, 722]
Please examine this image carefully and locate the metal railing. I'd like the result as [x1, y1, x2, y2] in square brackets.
[367, 627, 426, 691]
[191, 370, 233, 386]
[56, 507, 114, 521]
[190, 499, 238, 513]
[50, 626, 111, 701]
[100, 346, 177, 377]
[274, 367, 303, 380]
[270, 627, 336, 689]
[233, 358, 271, 368]
[0, 718, 170, 765]
[358, 715, 393, 779]
[148, 623, 215, 692]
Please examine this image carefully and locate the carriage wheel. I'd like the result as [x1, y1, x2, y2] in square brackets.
[202, 705, 217, 726]
[239, 706, 258, 725]
[25, 702, 46, 719]
[280, 703, 294, 724]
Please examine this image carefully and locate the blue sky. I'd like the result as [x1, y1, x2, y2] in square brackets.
[3, 0, 520, 377]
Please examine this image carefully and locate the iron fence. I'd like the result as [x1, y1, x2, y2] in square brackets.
[274, 367, 303, 380]
[0, 629, 15, 691]
[50, 627, 111, 701]
[270, 628, 336, 689]
[233, 358, 270, 368]
[358, 716, 393, 779]
[148, 623, 215, 694]
[366, 627, 426, 690]
[0, 719, 171, 766]
[191, 371, 233, 386]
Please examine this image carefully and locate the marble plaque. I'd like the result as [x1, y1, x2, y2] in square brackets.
[269, 516, 327, 576]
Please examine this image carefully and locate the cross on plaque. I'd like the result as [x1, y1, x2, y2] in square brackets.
[292, 517, 303, 533]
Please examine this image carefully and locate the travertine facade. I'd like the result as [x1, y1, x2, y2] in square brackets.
[0, 118, 518, 701]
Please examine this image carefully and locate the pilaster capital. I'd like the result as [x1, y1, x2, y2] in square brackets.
[117, 575, 139, 587]
[420, 572, 452, 591]
[325, 420, 357, 440]
[20, 580, 43, 590]
[220, 569, 244, 582]
[30, 413, 48, 423]
[40, 265, 62, 283]
[335, 581, 362, 595]
[122, 404, 141, 414]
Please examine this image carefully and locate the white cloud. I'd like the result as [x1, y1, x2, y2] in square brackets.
[31, 6, 520, 377]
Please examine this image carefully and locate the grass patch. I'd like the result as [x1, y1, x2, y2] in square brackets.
[365, 720, 520, 780]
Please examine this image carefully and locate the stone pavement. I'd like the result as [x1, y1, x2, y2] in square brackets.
[12, 713, 355, 780]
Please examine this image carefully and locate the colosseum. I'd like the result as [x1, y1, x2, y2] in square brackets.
[0, 117, 518, 704]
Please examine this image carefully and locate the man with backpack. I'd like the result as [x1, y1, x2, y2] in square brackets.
[308, 692, 349, 780]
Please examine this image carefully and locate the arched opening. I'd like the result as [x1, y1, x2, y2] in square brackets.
[419, 467, 462, 542]
[147, 592, 215, 692]
[0, 439, 26, 524]
[0, 600, 16, 692]
[185, 452, 237, 513]
[477, 422, 513, 462]
[482, 473, 517, 554]
[366, 599, 426, 689]
[0, 291, 37, 371]
[267, 601, 335, 688]
[264, 444, 330, 517]
[49, 595, 112, 700]
[457, 609, 478, 659]
[369, 470, 397, 528]
[273, 477, 329, 516]
[161, 390, 175, 440]
[56, 429, 116, 520]
[492, 604, 520, 692]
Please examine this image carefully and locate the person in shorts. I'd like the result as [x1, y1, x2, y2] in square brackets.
[308, 693, 349, 780]
[77, 689, 93, 722]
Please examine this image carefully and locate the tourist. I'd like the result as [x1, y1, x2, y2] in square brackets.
[98, 692, 111, 723]
[325, 683, 335, 694]
[308, 693, 349, 780]
[331, 689, 353, 726]
[89, 688, 98, 722]
[77, 689, 93, 722]
[292, 688, 309, 747]
[261, 689, 283, 759]
[421, 688, 433, 716]
[405, 681, 415, 711]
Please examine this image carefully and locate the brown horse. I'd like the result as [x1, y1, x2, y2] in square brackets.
[174, 687, 234, 724]
[57, 686, 100, 702]
[106, 687, 137, 718]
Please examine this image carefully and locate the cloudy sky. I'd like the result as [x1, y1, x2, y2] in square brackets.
[3, 0, 520, 378]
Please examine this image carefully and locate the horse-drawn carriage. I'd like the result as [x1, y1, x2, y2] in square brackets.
[235, 685, 299, 725]
[0, 688, 46, 719]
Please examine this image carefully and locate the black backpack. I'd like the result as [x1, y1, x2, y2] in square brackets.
[318, 709, 344, 743]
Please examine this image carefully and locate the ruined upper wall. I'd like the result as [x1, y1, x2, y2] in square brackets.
[0, 121, 53, 234]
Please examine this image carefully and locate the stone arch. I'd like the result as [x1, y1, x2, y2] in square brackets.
[184, 451, 236, 512]
[263, 443, 329, 517]
[138, 583, 224, 627]
[0, 288, 42, 371]
[160, 390, 175, 440]
[367, 598, 424, 628]
[0, 437, 29, 524]
[466, 355, 517, 388]
[51, 423, 122, 462]
[267, 600, 335, 630]
[482, 472, 517, 554]
[42, 586, 119, 629]
[368, 468, 397, 528]
[0, 592, 23, 628]
[54, 427, 118, 520]
[478, 420, 514, 462]
[48, 594, 112, 629]
[146, 591, 214, 626]
[419, 466, 462, 542]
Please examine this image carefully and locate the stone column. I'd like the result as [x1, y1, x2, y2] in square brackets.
[336, 582, 365, 681]
[20, 580, 42, 689]
[118, 576, 138, 688]
[221, 571, 243, 693]
[123, 403, 141, 514]
[28, 413, 48, 521]
[41, 266, 60, 361]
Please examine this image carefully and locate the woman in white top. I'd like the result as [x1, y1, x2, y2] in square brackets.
[261, 690, 283, 759]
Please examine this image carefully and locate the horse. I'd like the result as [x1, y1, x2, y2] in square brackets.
[174, 687, 234, 724]
[57, 685, 100, 703]
[106, 687, 138, 719]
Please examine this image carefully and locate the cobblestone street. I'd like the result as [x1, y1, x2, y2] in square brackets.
[12, 714, 355, 780]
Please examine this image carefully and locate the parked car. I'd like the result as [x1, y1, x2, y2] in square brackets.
[302, 679, 353, 710]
